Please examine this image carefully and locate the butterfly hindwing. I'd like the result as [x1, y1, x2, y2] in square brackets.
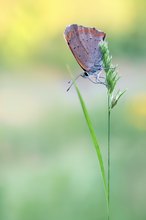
[64, 24, 106, 73]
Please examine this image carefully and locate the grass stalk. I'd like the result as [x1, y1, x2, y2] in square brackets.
[107, 93, 111, 220]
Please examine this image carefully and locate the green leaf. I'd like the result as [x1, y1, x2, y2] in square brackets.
[75, 84, 108, 203]
[111, 90, 126, 108]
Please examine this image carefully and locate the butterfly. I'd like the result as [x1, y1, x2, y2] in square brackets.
[64, 24, 106, 91]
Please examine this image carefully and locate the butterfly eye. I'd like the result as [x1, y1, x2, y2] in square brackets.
[84, 72, 89, 76]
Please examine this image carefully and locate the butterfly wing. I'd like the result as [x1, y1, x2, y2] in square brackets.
[64, 24, 106, 72]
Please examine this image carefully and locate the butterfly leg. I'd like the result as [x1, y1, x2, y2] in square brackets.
[88, 76, 107, 86]
[87, 71, 106, 86]
[95, 72, 107, 86]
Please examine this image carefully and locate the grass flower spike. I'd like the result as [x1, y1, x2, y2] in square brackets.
[100, 41, 125, 108]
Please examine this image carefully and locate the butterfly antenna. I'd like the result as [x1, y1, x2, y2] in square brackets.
[67, 74, 81, 92]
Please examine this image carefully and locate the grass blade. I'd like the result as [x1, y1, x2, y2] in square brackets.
[75, 84, 108, 203]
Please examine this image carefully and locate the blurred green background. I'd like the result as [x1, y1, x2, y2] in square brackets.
[0, 0, 146, 220]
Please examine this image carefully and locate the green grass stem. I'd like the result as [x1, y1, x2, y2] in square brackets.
[107, 93, 111, 220]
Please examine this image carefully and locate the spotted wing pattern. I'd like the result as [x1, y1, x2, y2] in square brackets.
[64, 24, 106, 73]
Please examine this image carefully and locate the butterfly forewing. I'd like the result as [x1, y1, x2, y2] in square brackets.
[64, 24, 91, 71]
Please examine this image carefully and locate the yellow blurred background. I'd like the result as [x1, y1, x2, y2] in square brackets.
[0, 0, 146, 220]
